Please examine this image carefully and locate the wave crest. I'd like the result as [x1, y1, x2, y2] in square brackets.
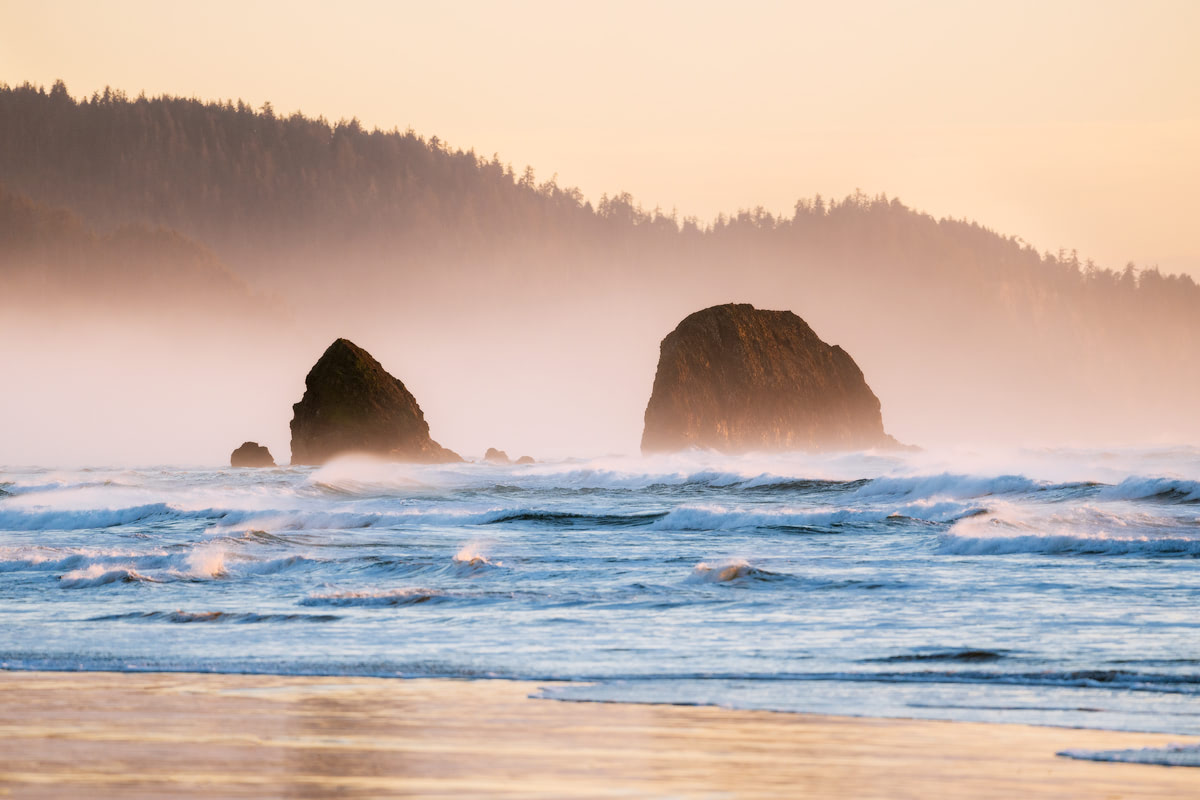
[58, 565, 158, 588]
[687, 559, 788, 584]
[1059, 743, 1200, 767]
[1100, 476, 1200, 504]
[452, 545, 501, 572]
[940, 505, 1200, 556]
[652, 501, 977, 531]
[300, 588, 449, 607]
[87, 610, 340, 624]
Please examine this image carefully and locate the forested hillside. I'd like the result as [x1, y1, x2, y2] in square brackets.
[2, 79, 1197, 447]
[4, 81, 1195, 304]
[0, 80, 598, 258]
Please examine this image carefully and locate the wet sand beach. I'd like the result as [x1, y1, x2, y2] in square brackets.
[0, 671, 1197, 798]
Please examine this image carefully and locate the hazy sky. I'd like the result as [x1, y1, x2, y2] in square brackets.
[4, 0, 1199, 278]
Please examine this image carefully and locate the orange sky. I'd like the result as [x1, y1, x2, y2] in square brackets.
[3, 0, 1199, 279]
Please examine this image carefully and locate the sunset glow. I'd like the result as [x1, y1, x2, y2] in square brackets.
[2, 4, 1199, 797]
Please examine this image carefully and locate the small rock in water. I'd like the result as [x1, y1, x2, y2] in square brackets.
[515, 455, 535, 465]
[484, 448, 511, 464]
[230, 441, 275, 467]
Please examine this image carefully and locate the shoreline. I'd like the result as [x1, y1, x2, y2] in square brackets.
[2, 671, 1198, 798]
[2, 664, 1194, 738]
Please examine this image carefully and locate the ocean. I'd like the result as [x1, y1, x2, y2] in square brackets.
[3, 447, 1199, 744]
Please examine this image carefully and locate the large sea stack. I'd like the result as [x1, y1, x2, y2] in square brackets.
[290, 338, 461, 465]
[641, 304, 897, 453]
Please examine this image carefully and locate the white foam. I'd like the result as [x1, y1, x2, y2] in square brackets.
[939, 504, 1200, 556]
[1059, 743, 1200, 767]
[237, 555, 320, 575]
[939, 533, 1200, 557]
[0, 478, 135, 496]
[182, 544, 227, 579]
[301, 588, 445, 607]
[0, 503, 183, 531]
[453, 543, 501, 569]
[0, 546, 174, 573]
[299, 453, 1197, 510]
[0, 541, 258, 586]
[207, 506, 560, 532]
[848, 473, 1048, 501]
[687, 559, 778, 583]
[58, 564, 156, 588]
[1100, 476, 1200, 503]
[303, 450, 908, 494]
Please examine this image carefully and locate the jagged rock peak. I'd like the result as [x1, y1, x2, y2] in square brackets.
[290, 338, 461, 465]
[641, 304, 898, 454]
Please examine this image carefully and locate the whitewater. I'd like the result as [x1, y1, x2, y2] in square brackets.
[3, 446, 1200, 742]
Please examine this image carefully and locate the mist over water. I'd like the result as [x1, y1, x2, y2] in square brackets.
[2, 447, 1199, 735]
[4, 262, 1198, 466]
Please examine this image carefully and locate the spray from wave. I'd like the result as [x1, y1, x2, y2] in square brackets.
[687, 559, 789, 584]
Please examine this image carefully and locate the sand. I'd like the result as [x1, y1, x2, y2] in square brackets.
[0, 671, 1197, 798]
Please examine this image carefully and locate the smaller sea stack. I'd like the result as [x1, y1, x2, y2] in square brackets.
[290, 338, 461, 465]
[642, 303, 897, 453]
[483, 448, 512, 465]
[230, 442, 275, 467]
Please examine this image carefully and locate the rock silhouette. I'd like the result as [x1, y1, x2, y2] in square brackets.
[290, 338, 461, 465]
[483, 448, 511, 464]
[641, 304, 897, 453]
[230, 441, 274, 467]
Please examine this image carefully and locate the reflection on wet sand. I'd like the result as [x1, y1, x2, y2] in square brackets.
[0, 671, 1197, 799]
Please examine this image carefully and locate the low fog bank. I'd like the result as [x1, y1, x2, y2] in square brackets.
[0, 287, 699, 465]
[2, 244, 1197, 467]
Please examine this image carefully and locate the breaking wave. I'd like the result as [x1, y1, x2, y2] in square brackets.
[482, 510, 666, 527]
[0, 546, 172, 574]
[0, 503, 211, 531]
[87, 610, 340, 624]
[652, 501, 979, 531]
[0, 545, 327, 578]
[451, 545, 502, 573]
[939, 533, 1200, 557]
[300, 588, 451, 607]
[687, 559, 790, 584]
[209, 506, 666, 532]
[58, 566, 159, 588]
[865, 649, 1009, 663]
[1099, 476, 1200, 504]
[1059, 743, 1200, 768]
[56, 544, 229, 587]
[850, 473, 1054, 500]
[0, 478, 136, 497]
[939, 505, 1200, 556]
